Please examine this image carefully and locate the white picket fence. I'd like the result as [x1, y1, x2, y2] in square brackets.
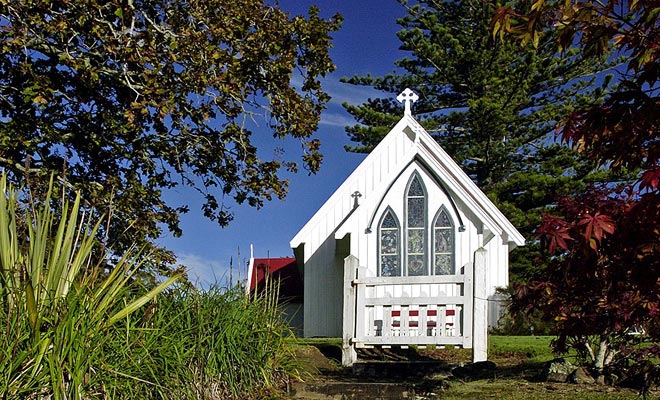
[342, 250, 488, 366]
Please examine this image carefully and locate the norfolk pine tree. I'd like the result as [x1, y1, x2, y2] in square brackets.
[0, 0, 341, 276]
[341, 0, 629, 283]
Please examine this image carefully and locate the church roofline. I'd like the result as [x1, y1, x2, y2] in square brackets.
[290, 90, 525, 250]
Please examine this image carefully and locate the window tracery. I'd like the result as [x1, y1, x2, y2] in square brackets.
[376, 172, 457, 277]
[406, 174, 426, 276]
[378, 209, 400, 277]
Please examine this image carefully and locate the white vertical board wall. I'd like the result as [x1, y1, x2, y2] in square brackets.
[303, 228, 344, 337]
[484, 238, 509, 295]
[301, 122, 417, 338]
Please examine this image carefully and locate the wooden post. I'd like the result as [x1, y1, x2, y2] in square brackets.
[472, 247, 488, 362]
[463, 260, 474, 348]
[342, 255, 359, 366]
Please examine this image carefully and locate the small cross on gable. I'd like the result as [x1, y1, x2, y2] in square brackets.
[351, 190, 362, 209]
[397, 88, 418, 116]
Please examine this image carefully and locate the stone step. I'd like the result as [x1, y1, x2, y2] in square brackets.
[288, 381, 418, 400]
[352, 360, 454, 380]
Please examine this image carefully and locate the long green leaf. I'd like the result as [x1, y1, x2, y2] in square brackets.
[107, 274, 180, 326]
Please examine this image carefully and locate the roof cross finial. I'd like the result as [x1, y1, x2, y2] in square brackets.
[397, 88, 418, 116]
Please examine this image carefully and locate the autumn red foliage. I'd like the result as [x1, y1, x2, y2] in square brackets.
[493, 0, 660, 379]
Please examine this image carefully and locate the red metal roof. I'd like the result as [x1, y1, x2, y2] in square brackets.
[249, 257, 303, 302]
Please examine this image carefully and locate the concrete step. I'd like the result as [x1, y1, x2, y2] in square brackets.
[287, 360, 454, 399]
[353, 360, 454, 380]
[288, 381, 419, 399]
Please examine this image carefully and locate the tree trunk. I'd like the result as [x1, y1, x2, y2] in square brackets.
[593, 337, 609, 379]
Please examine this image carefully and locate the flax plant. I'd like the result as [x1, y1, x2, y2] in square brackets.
[0, 174, 179, 399]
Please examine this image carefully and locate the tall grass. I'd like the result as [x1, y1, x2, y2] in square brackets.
[0, 173, 299, 399]
[103, 284, 299, 399]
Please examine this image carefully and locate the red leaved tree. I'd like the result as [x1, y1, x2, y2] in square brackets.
[493, 0, 660, 379]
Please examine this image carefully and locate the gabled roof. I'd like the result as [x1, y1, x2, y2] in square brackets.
[290, 106, 525, 251]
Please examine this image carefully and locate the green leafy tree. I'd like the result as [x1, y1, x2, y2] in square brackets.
[342, 0, 627, 282]
[0, 0, 341, 273]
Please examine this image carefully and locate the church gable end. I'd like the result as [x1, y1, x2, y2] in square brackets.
[289, 89, 524, 352]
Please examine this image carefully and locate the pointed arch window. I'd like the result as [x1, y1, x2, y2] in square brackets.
[433, 207, 454, 275]
[378, 209, 400, 277]
[406, 174, 427, 276]
[376, 171, 459, 277]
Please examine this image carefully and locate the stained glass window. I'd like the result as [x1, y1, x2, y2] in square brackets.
[407, 198, 425, 226]
[378, 172, 458, 278]
[408, 176, 424, 196]
[406, 175, 426, 276]
[433, 208, 454, 275]
[434, 254, 452, 275]
[381, 211, 397, 229]
[379, 209, 400, 276]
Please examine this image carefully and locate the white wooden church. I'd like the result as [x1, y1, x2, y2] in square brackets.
[288, 89, 525, 366]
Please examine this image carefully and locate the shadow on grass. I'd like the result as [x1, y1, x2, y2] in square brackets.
[490, 360, 547, 381]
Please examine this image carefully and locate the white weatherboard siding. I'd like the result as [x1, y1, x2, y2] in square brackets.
[291, 106, 524, 343]
[294, 118, 418, 338]
[302, 235, 343, 337]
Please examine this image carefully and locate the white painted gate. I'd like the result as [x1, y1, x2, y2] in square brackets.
[342, 251, 488, 366]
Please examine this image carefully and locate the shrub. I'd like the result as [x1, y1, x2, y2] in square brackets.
[0, 173, 298, 399]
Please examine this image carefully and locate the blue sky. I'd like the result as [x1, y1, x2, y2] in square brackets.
[158, 1, 408, 288]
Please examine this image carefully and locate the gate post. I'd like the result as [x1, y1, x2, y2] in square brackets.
[342, 255, 359, 366]
[473, 247, 488, 362]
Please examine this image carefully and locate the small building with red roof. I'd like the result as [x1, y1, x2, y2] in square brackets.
[247, 255, 304, 335]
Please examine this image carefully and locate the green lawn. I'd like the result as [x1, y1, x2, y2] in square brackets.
[490, 335, 558, 362]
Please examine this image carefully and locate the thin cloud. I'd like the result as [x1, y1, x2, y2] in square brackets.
[319, 111, 357, 127]
[290, 72, 384, 108]
[177, 252, 243, 290]
[323, 77, 383, 108]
